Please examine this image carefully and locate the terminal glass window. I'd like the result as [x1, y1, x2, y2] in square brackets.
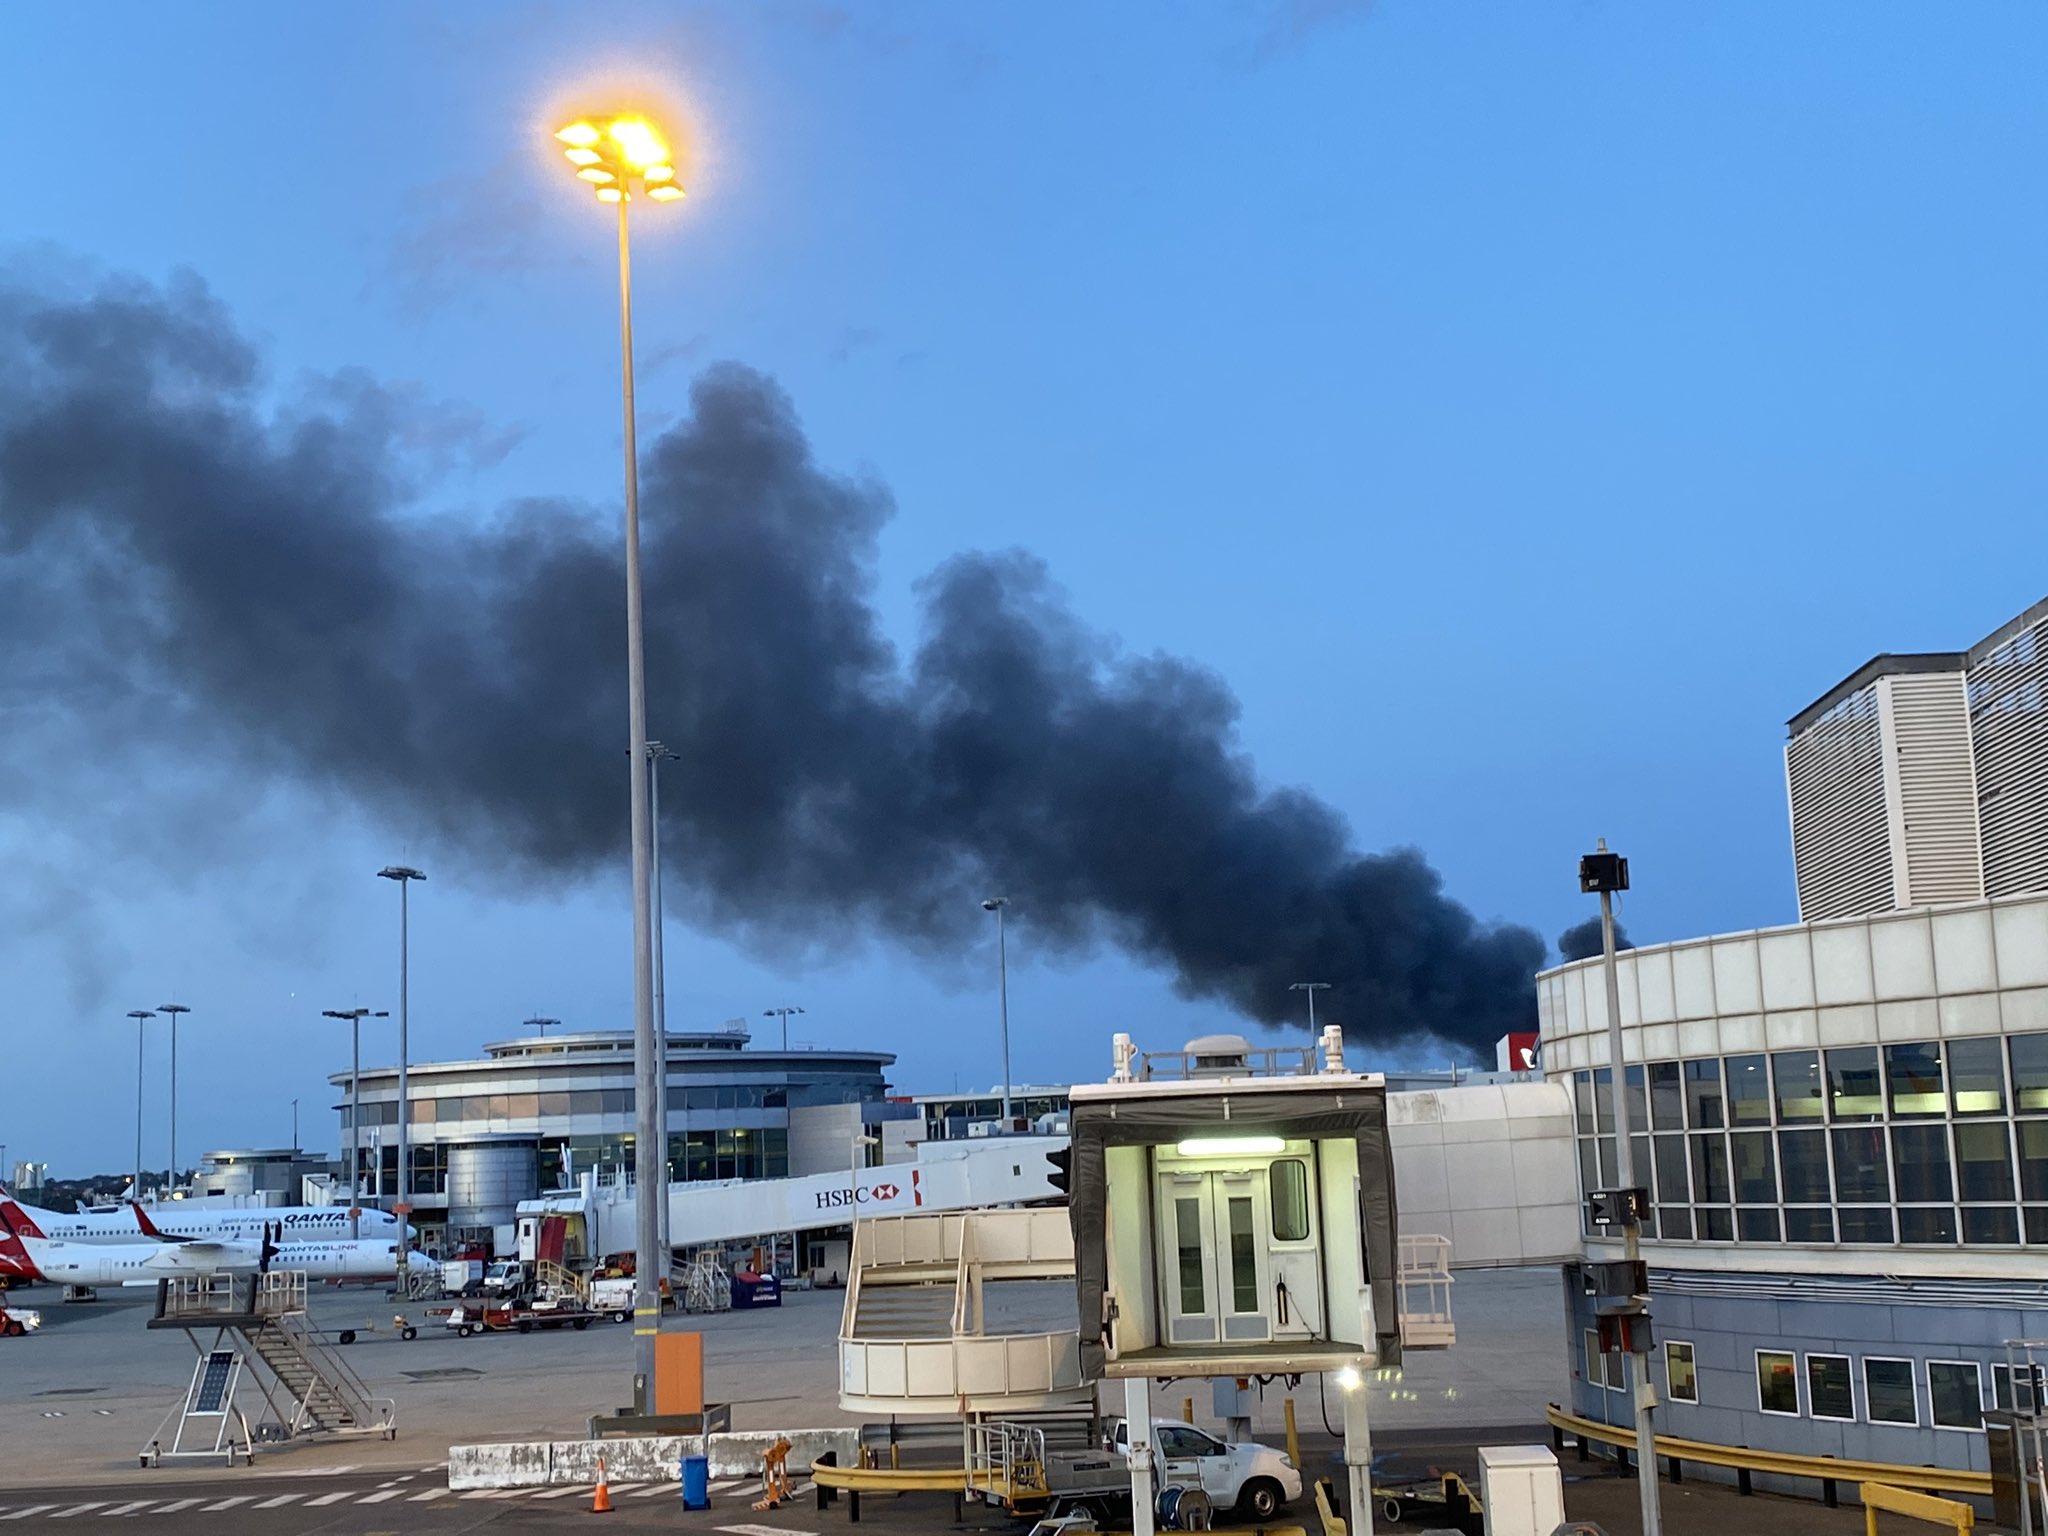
[1269, 1160, 1310, 1242]
[1727, 1056, 1772, 1125]
[1994, 1363, 2043, 1415]
[1887, 1044, 1946, 1118]
[2012, 1034, 2048, 1113]
[1756, 1350, 1798, 1415]
[1807, 1354, 1853, 1420]
[1954, 1122, 2016, 1202]
[1664, 1341, 1697, 1403]
[1892, 1126, 1954, 1204]
[1574, 1030, 2048, 1250]
[1865, 1358, 1918, 1425]
[1929, 1362, 1984, 1430]
[1827, 1047, 1885, 1120]
[1649, 1063, 1685, 1130]
[1950, 1038, 2007, 1116]
[1683, 1060, 1724, 1129]
[1773, 1051, 1825, 1122]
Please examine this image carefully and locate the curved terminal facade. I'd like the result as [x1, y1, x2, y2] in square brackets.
[330, 1026, 898, 1251]
[1542, 596, 2048, 1476]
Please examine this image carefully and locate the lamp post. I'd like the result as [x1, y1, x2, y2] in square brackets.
[524, 1015, 561, 1037]
[982, 898, 1013, 1127]
[763, 1006, 804, 1051]
[555, 111, 686, 1412]
[649, 740, 679, 1277]
[157, 1002, 192, 1191]
[1288, 981, 1330, 1036]
[323, 1008, 388, 1241]
[126, 1009, 156, 1197]
[1579, 839, 1661, 1536]
[291, 1099, 299, 1152]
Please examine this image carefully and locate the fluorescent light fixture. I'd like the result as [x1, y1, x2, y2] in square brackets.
[1174, 1136, 1285, 1157]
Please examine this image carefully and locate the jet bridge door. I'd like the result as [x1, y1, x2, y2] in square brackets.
[1157, 1167, 1273, 1346]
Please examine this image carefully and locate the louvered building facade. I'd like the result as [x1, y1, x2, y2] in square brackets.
[1786, 598, 2048, 921]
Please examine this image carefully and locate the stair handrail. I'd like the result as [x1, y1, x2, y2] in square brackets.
[949, 1217, 977, 1338]
[273, 1312, 396, 1432]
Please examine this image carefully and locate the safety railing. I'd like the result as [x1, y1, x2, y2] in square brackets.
[1396, 1234, 1454, 1348]
[1861, 1482, 1975, 1534]
[1546, 1403, 1992, 1501]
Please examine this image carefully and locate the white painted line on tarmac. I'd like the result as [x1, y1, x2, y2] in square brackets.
[718, 1523, 817, 1536]
[629, 1484, 674, 1497]
[153, 1501, 206, 1514]
[98, 1502, 158, 1517]
[408, 1489, 449, 1501]
[0, 1508, 58, 1522]
[358, 1490, 404, 1504]
[47, 1505, 109, 1520]
[276, 1465, 356, 1478]
[459, 1490, 518, 1500]
[709, 1478, 743, 1491]
[198, 1498, 254, 1513]
[530, 1487, 585, 1499]
[252, 1494, 305, 1508]
[304, 1491, 353, 1506]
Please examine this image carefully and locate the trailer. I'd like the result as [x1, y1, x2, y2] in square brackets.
[444, 1297, 594, 1337]
[0, 1301, 40, 1337]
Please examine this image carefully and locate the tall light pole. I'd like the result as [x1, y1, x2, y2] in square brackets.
[323, 1008, 388, 1241]
[376, 866, 424, 1251]
[982, 897, 1013, 1127]
[555, 111, 686, 1413]
[126, 1009, 156, 1197]
[1580, 839, 1661, 1536]
[763, 1006, 804, 1050]
[648, 740, 679, 1276]
[291, 1099, 299, 1152]
[157, 1002, 192, 1191]
[1286, 978, 1335, 1040]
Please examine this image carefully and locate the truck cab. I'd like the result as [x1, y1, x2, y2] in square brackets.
[1105, 1418, 1301, 1520]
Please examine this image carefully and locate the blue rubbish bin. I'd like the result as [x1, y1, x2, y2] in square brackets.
[681, 1454, 710, 1510]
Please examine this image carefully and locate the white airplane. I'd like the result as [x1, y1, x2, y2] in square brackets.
[0, 1199, 430, 1287]
[0, 1189, 406, 1246]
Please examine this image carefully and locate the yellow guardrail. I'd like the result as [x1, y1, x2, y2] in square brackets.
[1862, 1481, 1974, 1533]
[1546, 1403, 1992, 1499]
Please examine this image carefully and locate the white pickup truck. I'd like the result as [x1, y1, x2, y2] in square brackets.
[1103, 1418, 1302, 1520]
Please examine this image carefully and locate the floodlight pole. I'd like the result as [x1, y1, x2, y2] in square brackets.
[1590, 838, 1662, 1536]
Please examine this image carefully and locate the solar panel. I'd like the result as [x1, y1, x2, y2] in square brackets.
[192, 1350, 237, 1414]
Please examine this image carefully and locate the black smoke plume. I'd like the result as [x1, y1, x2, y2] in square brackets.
[1557, 917, 1631, 963]
[0, 268, 1546, 1056]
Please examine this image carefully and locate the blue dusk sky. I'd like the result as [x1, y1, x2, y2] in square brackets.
[1, 3, 2044, 1173]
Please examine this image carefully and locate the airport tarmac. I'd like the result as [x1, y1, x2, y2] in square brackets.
[0, 1268, 1567, 1489]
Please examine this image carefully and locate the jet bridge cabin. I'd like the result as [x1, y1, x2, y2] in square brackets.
[1066, 1029, 1402, 1381]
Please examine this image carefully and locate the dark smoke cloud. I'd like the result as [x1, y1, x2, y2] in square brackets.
[1557, 917, 1631, 964]
[0, 267, 1545, 1056]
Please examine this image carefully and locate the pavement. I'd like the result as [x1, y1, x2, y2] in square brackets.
[0, 1265, 1889, 1533]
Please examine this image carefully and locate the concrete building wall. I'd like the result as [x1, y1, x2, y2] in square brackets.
[789, 1102, 861, 1178]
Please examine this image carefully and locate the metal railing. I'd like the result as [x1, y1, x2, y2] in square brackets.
[1396, 1234, 1455, 1348]
[1141, 1044, 1320, 1080]
[1546, 1403, 1992, 1500]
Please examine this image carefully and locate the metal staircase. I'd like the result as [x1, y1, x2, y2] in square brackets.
[148, 1272, 396, 1447]
[852, 1281, 956, 1339]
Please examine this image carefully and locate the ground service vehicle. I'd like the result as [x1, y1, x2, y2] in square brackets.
[590, 1275, 636, 1323]
[1103, 1419, 1301, 1520]
[0, 1301, 39, 1336]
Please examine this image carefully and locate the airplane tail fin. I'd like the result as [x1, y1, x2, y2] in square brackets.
[0, 1196, 47, 1241]
[128, 1201, 166, 1240]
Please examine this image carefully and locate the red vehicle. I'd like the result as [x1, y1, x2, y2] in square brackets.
[444, 1296, 593, 1337]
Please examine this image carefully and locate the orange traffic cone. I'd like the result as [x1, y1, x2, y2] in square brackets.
[591, 1456, 614, 1514]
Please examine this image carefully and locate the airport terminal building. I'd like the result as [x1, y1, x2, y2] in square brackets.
[330, 1025, 903, 1251]
[1542, 597, 2048, 1474]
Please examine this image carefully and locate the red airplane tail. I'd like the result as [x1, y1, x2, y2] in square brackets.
[0, 1196, 47, 1241]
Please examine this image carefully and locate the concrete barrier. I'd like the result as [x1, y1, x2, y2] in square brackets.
[450, 1427, 861, 1490]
